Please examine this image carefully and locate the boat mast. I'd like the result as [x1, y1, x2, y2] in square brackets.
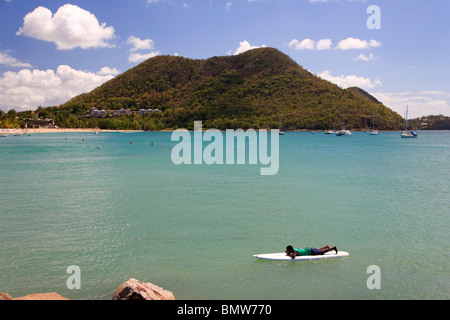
[404, 106, 409, 131]
[279, 110, 282, 131]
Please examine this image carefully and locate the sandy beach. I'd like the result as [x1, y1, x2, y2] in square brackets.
[0, 128, 145, 134]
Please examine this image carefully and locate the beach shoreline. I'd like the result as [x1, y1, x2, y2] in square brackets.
[1, 127, 404, 134]
[0, 128, 147, 134]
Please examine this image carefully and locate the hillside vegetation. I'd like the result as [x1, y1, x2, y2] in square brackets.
[6, 48, 405, 131]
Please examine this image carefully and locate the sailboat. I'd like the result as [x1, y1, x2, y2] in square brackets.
[368, 109, 379, 135]
[279, 111, 285, 135]
[335, 106, 352, 136]
[324, 119, 334, 134]
[364, 118, 369, 133]
[400, 106, 417, 138]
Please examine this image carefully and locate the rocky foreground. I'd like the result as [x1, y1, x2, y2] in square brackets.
[0, 278, 175, 300]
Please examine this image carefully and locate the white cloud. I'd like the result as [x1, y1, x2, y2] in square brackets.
[353, 53, 375, 61]
[419, 91, 450, 98]
[231, 40, 266, 55]
[289, 37, 381, 51]
[371, 91, 450, 118]
[289, 38, 333, 50]
[0, 66, 116, 112]
[289, 38, 316, 50]
[96, 67, 120, 76]
[317, 70, 381, 89]
[126, 36, 160, 64]
[128, 52, 160, 64]
[16, 4, 115, 50]
[127, 36, 155, 53]
[0, 51, 32, 68]
[316, 39, 333, 50]
[336, 37, 381, 50]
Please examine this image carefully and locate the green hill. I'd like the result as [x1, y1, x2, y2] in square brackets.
[58, 47, 403, 130]
[346, 87, 383, 105]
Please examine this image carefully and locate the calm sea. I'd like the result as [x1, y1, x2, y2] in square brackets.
[0, 130, 448, 300]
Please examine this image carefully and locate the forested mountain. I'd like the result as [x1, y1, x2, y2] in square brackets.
[5, 48, 405, 131]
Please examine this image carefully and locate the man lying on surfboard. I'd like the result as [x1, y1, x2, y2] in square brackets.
[285, 245, 338, 259]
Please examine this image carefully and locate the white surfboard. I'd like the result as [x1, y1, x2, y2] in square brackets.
[253, 251, 349, 261]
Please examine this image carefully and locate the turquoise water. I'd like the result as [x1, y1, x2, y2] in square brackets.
[0, 131, 448, 300]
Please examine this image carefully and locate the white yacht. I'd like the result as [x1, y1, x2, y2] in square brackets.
[335, 129, 352, 136]
[336, 106, 352, 136]
[367, 109, 379, 135]
[400, 106, 417, 138]
[279, 111, 285, 135]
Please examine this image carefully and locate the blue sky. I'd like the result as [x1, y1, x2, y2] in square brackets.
[0, 0, 449, 118]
